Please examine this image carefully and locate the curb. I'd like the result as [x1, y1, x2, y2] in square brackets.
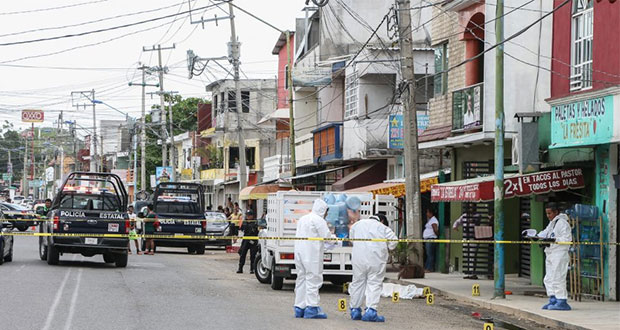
[387, 277, 589, 330]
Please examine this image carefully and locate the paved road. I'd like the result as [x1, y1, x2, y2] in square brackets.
[1, 235, 531, 330]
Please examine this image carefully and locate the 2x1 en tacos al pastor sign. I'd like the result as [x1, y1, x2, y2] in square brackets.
[430, 168, 585, 202]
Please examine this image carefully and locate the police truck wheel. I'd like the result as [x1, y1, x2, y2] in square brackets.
[103, 253, 115, 263]
[47, 243, 60, 265]
[39, 237, 48, 261]
[254, 253, 271, 284]
[270, 258, 283, 290]
[115, 252, 128, 268]
[0, 242, 4, 265]
[187, 247, 195, 254]
[195, 245, 205, 255]
[4, 242, 13, 262]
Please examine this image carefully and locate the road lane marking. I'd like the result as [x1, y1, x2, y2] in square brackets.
[42, 255, 76, 330]
[15, 265, 25, 272]
[64, 268, 83, 330]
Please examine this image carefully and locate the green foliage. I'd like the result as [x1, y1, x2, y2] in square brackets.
[137, 95, 209, 191]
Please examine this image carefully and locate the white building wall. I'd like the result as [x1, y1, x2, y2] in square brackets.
[483, 0, 553, 135]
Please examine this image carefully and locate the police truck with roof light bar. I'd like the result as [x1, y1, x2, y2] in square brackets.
[146, 182, 208, 254]
[38, 172, 130, 267]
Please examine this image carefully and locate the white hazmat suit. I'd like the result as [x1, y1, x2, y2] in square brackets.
[349, 218, 398, 310]
[294, 199, 331, 309]
[538, 213, 572, 299]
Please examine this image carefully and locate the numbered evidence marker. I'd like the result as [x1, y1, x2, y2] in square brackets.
[472, 284, 481, 296]
[343, 282, 349, 293]
[423, 286, 431, 296]
[392, 291, 400, 303]
[338, 299, 347, 311]
[483, 323, 494, 330]
[426, 293, 435, 305]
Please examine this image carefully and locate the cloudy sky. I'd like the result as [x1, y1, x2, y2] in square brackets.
[0, 0, 303, 133]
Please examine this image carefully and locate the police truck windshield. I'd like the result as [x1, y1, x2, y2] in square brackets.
[59, 194, 121, 212]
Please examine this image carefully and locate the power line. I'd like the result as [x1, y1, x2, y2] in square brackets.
[0, 3, 219, 47]
[0, 0, 107, 16]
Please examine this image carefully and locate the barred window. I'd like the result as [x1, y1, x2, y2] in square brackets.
[344, 71, 358, 119]
[570, 0, 593, 91]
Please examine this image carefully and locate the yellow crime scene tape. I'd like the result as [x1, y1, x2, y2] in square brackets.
[0, 231, 618, 246]
[5, 217, 262, 223]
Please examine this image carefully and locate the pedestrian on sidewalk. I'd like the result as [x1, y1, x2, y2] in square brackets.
[143, 204, 158, 255]
[236, 209, 258, 274]
[423, 208, 439, 272]
[293, 198, 332, 319]
[539, 202, 572, 311]
[349, 212, 397, 322]
[127, 205, 142, 255]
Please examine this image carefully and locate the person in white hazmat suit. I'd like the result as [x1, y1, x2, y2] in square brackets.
[293, 198, 334, 319]
[348, 202, 398, 322]
[538, 202, 572, 311]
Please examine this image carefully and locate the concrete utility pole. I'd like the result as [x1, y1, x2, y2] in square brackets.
[23, 137, 27, 195]
[166, 91, 179, 178]
[71, 90, 98, 172]
[7, 149, 11, 188]
[143, 44, 175, 168]
[286, 30, 296, 176]
[228, 1, 247, 191]
[494, 0, 506, 299]
[128, 65, 158, 193]
[397, 0, 423, 271]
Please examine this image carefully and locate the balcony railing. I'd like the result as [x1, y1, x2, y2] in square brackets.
[452, 82, 483, 131]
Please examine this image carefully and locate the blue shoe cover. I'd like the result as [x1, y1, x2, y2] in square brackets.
[542, 295, 556, 310]
[548, 299, 571, 311]
[303, 306, 328, 319]
[350, 308, 362, 320]
[294, 307, 305, 318]
[361, 308, 385, 322]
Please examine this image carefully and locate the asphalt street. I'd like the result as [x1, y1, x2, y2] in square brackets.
[1, 235, 529, 330]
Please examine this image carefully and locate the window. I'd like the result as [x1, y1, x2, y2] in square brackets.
[227, 91, 250, 113]
[220, 92, 225, 113]
[571, 0, 593, 91]
[434, 43, 448, 96]
[213, 95, 218, 110]
[344, 71, 359, 119]
[227, 91, 236, 112]
[241, 91, 250, 113]
[284, 64, 289, 89]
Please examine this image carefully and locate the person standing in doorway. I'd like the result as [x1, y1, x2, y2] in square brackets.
[423, 208, 439, 272]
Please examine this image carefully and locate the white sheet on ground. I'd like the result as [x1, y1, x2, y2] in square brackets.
[381, 283, 424, 299]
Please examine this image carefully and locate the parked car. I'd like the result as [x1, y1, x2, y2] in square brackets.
[0, 217, 14, 265]
[0, 202, 37, 231]
[204, 211, 230, 247]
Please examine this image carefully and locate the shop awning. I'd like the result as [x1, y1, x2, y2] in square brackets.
[239, 184, 292, 200]
[431, 168, 585, 202]
[332, 161, 385, 191]
[344, 169, 450, 197]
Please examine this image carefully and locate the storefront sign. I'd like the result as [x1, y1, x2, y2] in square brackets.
[370, 177, 438, 197]
[431, 168, 585, 202]
[21, 109, 44, 123]
[292, 67, 332, 87]
[388, 115, 404, 149]
[155, 166, 173, 185]
[550, 95, 614, 148]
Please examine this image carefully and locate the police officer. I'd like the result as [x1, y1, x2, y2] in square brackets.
[237, 209, 259, 274]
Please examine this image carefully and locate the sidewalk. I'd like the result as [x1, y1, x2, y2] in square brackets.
[385, 272, 620, 330]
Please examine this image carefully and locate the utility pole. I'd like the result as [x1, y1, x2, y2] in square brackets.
[166, 91, 179, 178]
[23, 136, 27, 195]
[143, 44, 175, 168]
[494, 0, 506, 299]
[71, 90, 98, 172]
[397, 0, 423, 271]
[286, 30, 296, 176]
[129, 65, 158, 193]
[228, 2, 248, 191]
[7, 149, 12, 188]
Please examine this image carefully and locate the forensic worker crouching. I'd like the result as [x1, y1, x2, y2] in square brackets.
[293, 199, 334, 319]
[348, 204, 397, 323]
[539, 203, 573, 311]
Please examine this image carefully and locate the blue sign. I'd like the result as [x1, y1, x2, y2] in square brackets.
[155, 166, 173, 185]
[389, 115, 404, 149]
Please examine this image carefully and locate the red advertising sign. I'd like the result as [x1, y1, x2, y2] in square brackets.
[431, 168, 585, 202]
[21, 109, 44, 123]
